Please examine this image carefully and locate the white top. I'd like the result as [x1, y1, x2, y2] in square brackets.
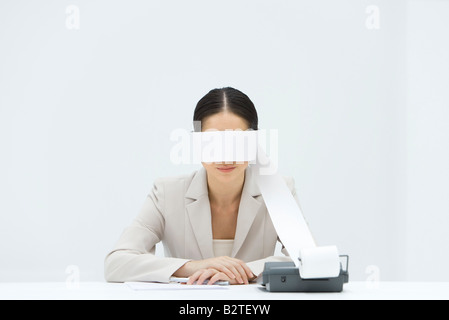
[213, 239, 234, 257]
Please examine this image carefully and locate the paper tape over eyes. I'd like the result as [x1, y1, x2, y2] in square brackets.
[191, 131, 258, 163]
[191, 130, 342, 280]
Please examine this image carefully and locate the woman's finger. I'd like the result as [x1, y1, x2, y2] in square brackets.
[197, 269, 217, 286]
[238, 261, 255, 279]
[187, 269, 204, 285]
[207, 258, 241, 283]
[222, 263, 244, 284]
[207, 272, 228, 285]
[210, 263, 235, 280]
[231, 261, 249, 284]
[219, 257, 248, 284]
[229, 257, 255, 279]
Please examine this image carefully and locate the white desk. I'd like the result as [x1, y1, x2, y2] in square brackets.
[0, 282, 448, 300]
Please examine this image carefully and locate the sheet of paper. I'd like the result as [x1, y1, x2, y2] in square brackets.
[169, 277, 229, 286]
[125, 282, 229, 291]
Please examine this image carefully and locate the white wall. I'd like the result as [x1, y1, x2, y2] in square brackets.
[0, 0, 447, 283]
[404, 0, 449, 281]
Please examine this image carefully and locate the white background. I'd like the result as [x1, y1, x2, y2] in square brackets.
[0, 0, 448, 282]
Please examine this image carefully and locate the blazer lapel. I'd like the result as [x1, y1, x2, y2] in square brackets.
[185, 168, 215, 259]
[231, 166, 263, 257]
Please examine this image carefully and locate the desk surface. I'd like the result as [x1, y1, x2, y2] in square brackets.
[0, 282, 448, 300]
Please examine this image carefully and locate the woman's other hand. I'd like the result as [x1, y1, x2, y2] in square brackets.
[173, 256, 255, 285]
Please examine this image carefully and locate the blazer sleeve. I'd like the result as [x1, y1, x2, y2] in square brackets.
[246, 176, 307, 277]
[104, 179, 190, 283]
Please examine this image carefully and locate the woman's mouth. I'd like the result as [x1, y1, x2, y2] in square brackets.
[217, 166, 237, 173]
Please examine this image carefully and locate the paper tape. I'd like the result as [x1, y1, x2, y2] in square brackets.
[298, 246, 341, 279]
[190, 130, 341, 279]
[255, 144, 341, 279]
[254, 144, 315, 266]
[191, 130, 258, 163]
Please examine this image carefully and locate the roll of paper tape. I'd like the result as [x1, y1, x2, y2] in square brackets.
[298, 246, 341, 279]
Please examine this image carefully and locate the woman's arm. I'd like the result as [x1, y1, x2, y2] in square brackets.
[104, 180, 190, 283]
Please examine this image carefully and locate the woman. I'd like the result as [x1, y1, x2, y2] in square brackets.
[104, 87, 299, 285]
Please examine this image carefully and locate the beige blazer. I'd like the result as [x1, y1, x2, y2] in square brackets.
[104, 166, 298, 283]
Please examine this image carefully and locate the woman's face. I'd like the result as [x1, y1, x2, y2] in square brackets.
[201, 111, 249, 183]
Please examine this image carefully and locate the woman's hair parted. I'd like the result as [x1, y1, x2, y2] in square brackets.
[193, 87, 259, 132]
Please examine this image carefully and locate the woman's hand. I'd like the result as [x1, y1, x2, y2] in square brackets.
[187, 268, 240, 285]
[173, 256, 255, 285]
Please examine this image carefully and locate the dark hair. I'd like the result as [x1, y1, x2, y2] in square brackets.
[193, 87, 258, 132]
